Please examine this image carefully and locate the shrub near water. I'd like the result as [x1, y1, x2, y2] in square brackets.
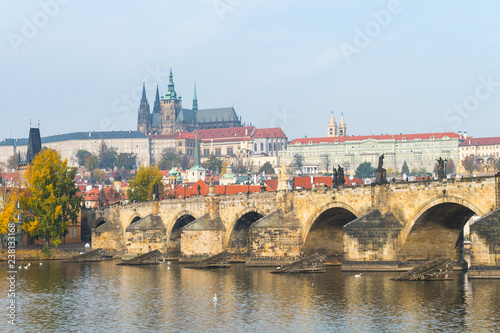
[41, 244, 51, 258]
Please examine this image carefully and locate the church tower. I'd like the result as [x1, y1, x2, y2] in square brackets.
[192, 81, 198, 113]
[137, 83, 150, 133]
[339, 113, 347, 137]
[327, 111, 338, 137]
[159, 65, 182, 135]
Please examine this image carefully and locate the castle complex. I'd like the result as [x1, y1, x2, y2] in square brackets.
[137, 66, 242, 135]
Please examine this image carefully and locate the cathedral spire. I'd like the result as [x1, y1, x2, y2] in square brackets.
[141, 82, 147, 102]
[193, 81, 198, 112]
[137, 82, 150, 133]
[164, 65, 178, 100]
[153, 85, 161, 113]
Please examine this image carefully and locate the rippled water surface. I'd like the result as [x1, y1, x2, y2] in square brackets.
[1, 261, 499, 332]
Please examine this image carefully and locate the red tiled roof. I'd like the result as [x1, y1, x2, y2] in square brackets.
[196, 126, 255, 141]
[252, 128, 287, 139]
[264, 180, 278, 190]
[291, 132, 460, 145]
[459, 137, 500, 147]
[175, 132, 195, 140]
[166, 179, 273, 198]
[0, 173, 20, 182]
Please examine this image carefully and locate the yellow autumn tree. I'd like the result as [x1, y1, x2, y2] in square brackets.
[0, 188, 21, 236]
[21, 149, 83, 247]
[127, 165, 164, 203]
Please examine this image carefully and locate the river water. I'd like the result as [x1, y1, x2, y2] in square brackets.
[1, 261, 499, 332]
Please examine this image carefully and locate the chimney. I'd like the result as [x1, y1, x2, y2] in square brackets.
[464, 131, 468, 139]
[245, 129, 248, 136]
[458, 131, 462, 139]
[311, 176, 313, 184]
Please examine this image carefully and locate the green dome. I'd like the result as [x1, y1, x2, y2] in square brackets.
[169, 167, 177, 176]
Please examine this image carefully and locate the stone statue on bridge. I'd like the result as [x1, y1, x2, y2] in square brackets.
[375, 154, 387, 184]
[334, 165, 345, 186]
[436, 157, 446, 180]
[152, 183, 160, 201]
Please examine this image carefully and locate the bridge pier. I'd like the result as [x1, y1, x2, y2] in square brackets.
[180, 213, 225, 262]
[341, 210, 403, 271]
[469, 208, 500, 278]
[246, 209, 302, 266]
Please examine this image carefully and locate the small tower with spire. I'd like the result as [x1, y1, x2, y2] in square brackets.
[339, 113, 347, 137]
[192, 81, 198, 113]
[137, 82, 150, 133]
[327, 111, 338, 137]
[159, 65, 182, 135]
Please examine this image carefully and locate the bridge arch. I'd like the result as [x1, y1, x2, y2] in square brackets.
[226, 208, 265, 258]
[129, 215, 142, 225]
[302, 202, 359, 263]
[401, 196, 484, 262]
[95, 218, 107, 229]
[167, 210, 197, 257]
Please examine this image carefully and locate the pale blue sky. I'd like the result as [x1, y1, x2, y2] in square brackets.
[1, 1, 500, 140]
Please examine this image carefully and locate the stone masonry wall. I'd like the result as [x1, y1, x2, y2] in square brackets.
[181, 230, 224, 257]
[125, 230, 167, 255]
[249, 228, 302, 259]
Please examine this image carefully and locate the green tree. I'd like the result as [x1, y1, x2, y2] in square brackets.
[232, 164, 247, 175]
[461, 155, 479, 176]
[7, 154, 19, 170]
[158, 148, 180, 170]
[99, 147, 117, 170]
[117, 153, 136, 170]
[75, 150, 91, 167]
[259, 161, 275, 175]
[127, 165, 164, 203]
[84, 154, 99, 171]
[292, 154, 304, 174]
[202, 155, 223, 174]
[92, 169, 106, 183]
[355, 162, 375, 178]
[401, 161, 410, 175]
[21, 149, 82, 247]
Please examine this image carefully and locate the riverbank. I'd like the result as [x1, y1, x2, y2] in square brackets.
[0, 248, 82, 261]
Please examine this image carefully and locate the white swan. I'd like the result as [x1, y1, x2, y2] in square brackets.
[355, 273, 362, 278]
[40, 263, 43, 265]
[24, 265, 29, 269]
[213, 293, 218, 303]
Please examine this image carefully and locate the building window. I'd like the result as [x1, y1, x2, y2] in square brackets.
[204, 149, 209, 156]
[260, 143, 264, 151]
[71, 228, 75, 237]
[178, 142, 183, 146]
[269, 143, 272, 150]
[215, 148, 221, 156]
[254, 143, 257, 151]
[227, 148, 233, 155]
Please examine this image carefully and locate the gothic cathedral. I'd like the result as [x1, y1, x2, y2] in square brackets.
[137, 66, 242, 135]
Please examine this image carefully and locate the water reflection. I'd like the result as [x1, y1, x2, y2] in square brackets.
[0, 262, 499, 332]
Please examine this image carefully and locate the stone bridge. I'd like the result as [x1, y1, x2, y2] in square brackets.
[91, 175, 500, 273]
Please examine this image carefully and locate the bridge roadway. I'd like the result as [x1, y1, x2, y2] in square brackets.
[91, 174, 500, 273]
